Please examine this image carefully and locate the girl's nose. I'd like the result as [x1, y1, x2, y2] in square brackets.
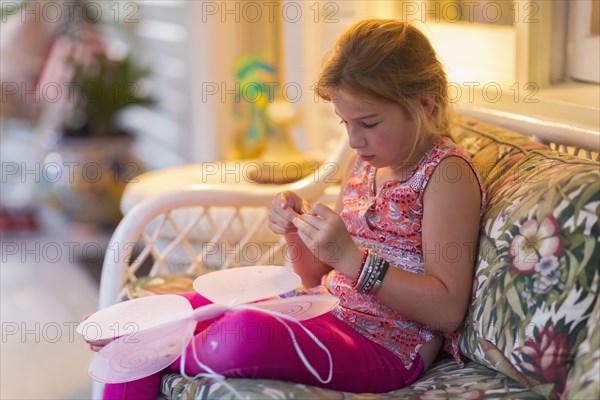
[347, 127, 366, 149]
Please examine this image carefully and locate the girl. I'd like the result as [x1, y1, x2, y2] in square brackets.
[92, 19, 485, 398]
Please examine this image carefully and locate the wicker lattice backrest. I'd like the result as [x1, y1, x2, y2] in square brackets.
[129, 205, 285, 278]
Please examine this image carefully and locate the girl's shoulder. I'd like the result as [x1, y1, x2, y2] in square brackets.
[428, 136, 468, 160]
[419, 136, 486, 214]
[419, 136, 479, 179]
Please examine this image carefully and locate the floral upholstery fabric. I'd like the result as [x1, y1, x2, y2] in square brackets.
[450, 118, 599, 399]
[449, 116, 549, 209]
[562, 295, 600, 398]
[125, 115, 598, 399]
[160, 357, 546, 399]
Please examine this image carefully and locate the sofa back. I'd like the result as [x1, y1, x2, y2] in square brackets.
[450, 116, 600, 399]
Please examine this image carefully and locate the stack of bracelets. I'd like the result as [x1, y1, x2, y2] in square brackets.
[352, 248, 390, 294]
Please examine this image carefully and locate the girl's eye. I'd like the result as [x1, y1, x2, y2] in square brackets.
[338, 119, 378, 128]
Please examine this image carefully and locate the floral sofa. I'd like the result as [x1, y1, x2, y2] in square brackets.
[122, 116, 599, 399]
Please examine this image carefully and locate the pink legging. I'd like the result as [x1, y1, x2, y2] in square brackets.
[103, 292, 424, 399]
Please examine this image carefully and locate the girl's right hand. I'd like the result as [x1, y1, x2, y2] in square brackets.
[87, 337, 112, 352]
[268, 191, 311, 235]
[82, 313, 112, 352]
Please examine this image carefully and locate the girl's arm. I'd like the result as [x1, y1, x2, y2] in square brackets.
[281, 232, 332, 288]
[373, 156, 481, 332]
[294, 156, 481, 332]
[360, 156, 481, 332]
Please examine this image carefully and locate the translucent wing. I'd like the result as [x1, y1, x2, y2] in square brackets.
[250, 295, 339, 321]
[82, 267, 310, 383]
[193, 265, 301, 306]
[78, 294, 193, 341]
[87, 318, 195, 383]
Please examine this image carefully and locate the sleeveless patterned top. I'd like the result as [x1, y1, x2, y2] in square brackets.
[316, 136, 485, 369]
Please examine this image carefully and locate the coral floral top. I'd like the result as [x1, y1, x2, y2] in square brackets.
[315, 136, 486, 369]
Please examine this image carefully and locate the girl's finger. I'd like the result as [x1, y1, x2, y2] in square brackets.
[291, 216, 316, 238]
[278, 193, 290, 209]
[300, 201, 312, 215]
[294, 227, 313, 249]
[90, 344, 104, 352]
[309, 203, 336, 219]
[294, 214, 327, 230]
[269, 221, 297, 235]
[275, 197, 300, 220]
[278, 191, 297, 210]
[278, 191, 311, 215]
[269, 208, 299, 232]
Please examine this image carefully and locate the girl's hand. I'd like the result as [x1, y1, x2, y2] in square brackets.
[87, 337, 112, 353]
[82, 313, 112, 352]
[292, 203, 362, 276]
[268, 191, 312, 235]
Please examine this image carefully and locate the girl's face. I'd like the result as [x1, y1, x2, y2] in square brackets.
[332, 90, 420, 171]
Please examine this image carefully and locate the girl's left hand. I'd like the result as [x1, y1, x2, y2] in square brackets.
[292, 203, 362, 276]
[82, 313, 113, 352]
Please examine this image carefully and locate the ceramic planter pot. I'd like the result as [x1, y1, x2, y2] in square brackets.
[44, 134, 142, 228]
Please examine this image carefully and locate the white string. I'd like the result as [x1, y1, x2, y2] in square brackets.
[230, 304, 334, 384]
[178, 302, 334, 398]
[179, 334, 248, 400]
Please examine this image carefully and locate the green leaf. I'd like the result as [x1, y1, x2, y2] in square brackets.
[509, 194, 545, 225]
[488, 260, 510, 283]
[480, 235, 501, 264]
[559, 250, 579, 308]
[531, 383, 556, 398]
[506, 283, 526, 319]
[564, 224, 585, 249]
[575, 244, 595, 293]
[535, 192, 556, 222]
[580, 236, 597, 274]
[574, 178, 600, 216]
[69, 53, 156, 137]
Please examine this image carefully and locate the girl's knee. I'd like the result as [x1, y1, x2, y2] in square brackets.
[180, 309, 283, 374]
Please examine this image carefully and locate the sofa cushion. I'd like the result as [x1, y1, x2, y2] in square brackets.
[449, 115, 548, 198]
[161, 358, 545, 399]
[457, 148, 599, 398]
[562, 295, 600, 398]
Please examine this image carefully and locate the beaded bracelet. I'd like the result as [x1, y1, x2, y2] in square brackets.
[352, 248, 391, 294]
[356, 253, 391, 294]
[352, 248, 370, 288]
[356, 251, 375, 292]
[371, 259, 390, 293]
[359, 254, 376, 292]
[361, 255, 383, 293]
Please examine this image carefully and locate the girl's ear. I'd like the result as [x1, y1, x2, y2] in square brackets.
[420, 94, 436, 117]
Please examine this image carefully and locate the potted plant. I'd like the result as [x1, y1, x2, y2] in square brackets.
[45, 53, 155, 228]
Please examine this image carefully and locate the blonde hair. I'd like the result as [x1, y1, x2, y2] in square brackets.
[316, 20, 451, 154]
